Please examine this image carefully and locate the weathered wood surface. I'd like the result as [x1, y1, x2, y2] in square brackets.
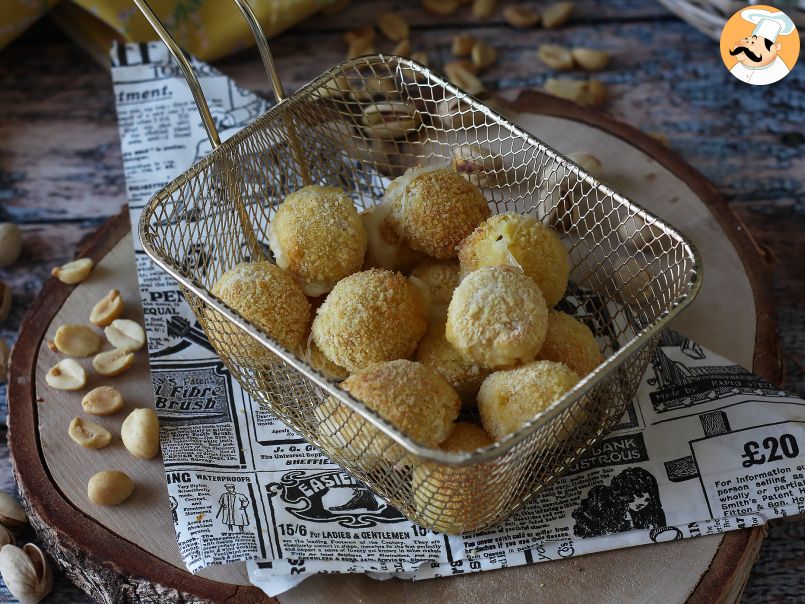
[8, 213, 257, 603]
[0, 0, 802, 600]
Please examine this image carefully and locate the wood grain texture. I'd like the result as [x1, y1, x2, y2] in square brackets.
[7, 210, 265, 603]
[0, 0, 802, 600]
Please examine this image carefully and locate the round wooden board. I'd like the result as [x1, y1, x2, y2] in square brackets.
[7, 90, 780, 604]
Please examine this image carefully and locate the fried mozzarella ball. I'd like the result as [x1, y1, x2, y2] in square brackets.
[411, 422, 496, 534]
[414, 319, 489, 406]
[458, 212, 570, 307]
[312, 269, 427, 372]
[384, 166, 490, 259]
[268, 185, 366, 296]
[298, 335, 349, 382]
[446, 266, 548, 370]
[410, 259, 460, 319]
[206, 262, 310, 364]
[313, 397, 369, 463]
[361, 204, 424, 273]
[536, 310, 604, 377]
[440, 422, 494, 451]
[478, 360, 580, 441]
[317, 360, 461, 463]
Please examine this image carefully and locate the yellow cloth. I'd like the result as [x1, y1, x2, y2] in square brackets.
[0, 0, 330, 61]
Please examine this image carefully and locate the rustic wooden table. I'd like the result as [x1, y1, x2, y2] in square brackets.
[0, 1, 802, 601]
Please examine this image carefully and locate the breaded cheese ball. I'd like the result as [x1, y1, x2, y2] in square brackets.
[478, 360, 580, 441]
[536, 310, 604, 377]
[414, 319, 488, 406]
[411, 422, 496, 534]
[206, 262, 310, 364]
[317, 360, 460, 463]
[313, 397, 369, 463]
[439, 422, 494, 451]
[446, 266, 548, 370]
[268, 185, 367, 296]
[312, 269, 427, 372]
[458, 212, 570, 307]
[299, 335, 350, 382]
[361, 205, 424, 272]
[411, 259, 460, 310]
[385, 166, 490, 259]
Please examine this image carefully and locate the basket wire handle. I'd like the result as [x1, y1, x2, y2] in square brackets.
[131, 0, 222, 149]
[231, 0, 311, 184]
[231, 0, 285, 102]
[132, 0, 311, 184]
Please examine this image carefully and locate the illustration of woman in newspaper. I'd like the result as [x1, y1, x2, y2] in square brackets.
[169, 495, 178, 524]
[572, 467, 675, 539]
[216, 484, 251, 533]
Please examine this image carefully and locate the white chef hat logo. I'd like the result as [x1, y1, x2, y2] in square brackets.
[720, 5, 799, 86]
[741, 8, 796, 42]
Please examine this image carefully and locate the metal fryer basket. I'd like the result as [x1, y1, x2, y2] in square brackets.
[135, 0, 701, 534]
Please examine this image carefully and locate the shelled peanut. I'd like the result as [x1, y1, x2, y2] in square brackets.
[37, 281, 157, 509]
[121, 408, 160, 460]
[539, 44, 610, 72]
[503, 5, 540, 28]
[87, 470, 135, 506]
[82, 386, 125, 415]
[542, 2, 574, 29]
[544, 78, 608, 107]
[90, 289, 125, 327]
[0, 223, 22, 268]
[68, 417, 112, 449]
[51, 258, 93, 284]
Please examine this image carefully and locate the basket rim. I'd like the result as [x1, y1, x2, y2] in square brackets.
[138, 53, 703, 466]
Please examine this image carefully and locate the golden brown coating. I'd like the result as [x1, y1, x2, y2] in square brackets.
[439, 422, 494, 452]
[458, 212, 570, 307]
[410, 259, 460, 306]
[361, 205, 424, 272]
[298, 333, 350, 382]
[411, 422, 496, 534]
[345, 360, 461, 449]
[318, 360, 461, 463]
[268, 185, 367, 296]
[206, 262, 311, 364]
[313, 398, 371, 463]
[478, 360, 580, 441]
[385, 166, 490, 259]
[536, 310, 604, 377]
[312, 269, 427, 372]
[414, 319, 489, 406]
[446, 266, 548, 370]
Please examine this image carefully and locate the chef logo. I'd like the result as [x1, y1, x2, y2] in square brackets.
[720, 5, 799, 85]
[267, 470, 406, 528]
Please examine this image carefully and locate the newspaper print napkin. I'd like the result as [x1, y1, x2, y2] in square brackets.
[110, 42, 805, 596]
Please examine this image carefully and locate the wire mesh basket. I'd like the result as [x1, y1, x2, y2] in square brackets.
[136, 0, 701, 534]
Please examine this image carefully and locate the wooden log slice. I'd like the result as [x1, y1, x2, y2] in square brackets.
[7, 91, 780, 603]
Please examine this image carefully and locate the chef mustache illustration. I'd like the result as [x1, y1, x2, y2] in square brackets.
[729, 37, 771, 63]
[730, 36, 781, 65]
[726, 8, 795, 84]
